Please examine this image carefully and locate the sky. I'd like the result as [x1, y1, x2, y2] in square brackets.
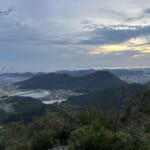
[1, 0, 150, 72]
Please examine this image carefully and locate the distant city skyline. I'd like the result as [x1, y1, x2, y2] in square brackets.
[1, 0, 150, 72]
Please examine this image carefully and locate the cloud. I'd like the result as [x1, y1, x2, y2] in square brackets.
[80, 25, 150, 46]
[125, 15, 145, 22]
[1, 0, 150, 71]
[0, 17, 80, 48]
[80, 20, 92, 25]
[143, 8, 150, 14]
[87, 37, 150, 56]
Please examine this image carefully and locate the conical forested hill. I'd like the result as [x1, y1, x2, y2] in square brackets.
[15, 71, 125, 90]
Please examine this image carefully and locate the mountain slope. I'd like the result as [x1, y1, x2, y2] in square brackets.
[15, 71, 125, 90]
[67, 83, 146, 111]
[56, 69, 96, 76]
[146, 80, 150, 87]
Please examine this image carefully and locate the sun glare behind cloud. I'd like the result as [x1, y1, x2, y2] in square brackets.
[88, 37, 150, 56]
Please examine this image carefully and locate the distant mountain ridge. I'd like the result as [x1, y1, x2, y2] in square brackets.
[57, 68, 150, 83]
[56, 69, 144, 77]
[56, 69, 96, 76]
[0, 72, 45, 78]
[0, 72, 34, 78]
[15, 71, 125, 90]
[0, 72, 46, 88]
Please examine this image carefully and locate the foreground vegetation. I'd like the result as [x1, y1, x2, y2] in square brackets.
[0, 89, 150, 150]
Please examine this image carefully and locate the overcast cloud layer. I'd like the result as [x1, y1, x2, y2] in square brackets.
[1, 0, 150, 72]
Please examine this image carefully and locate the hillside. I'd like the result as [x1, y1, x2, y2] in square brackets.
[56, 69, 96, 76]
[67, 83, 146, 111]
[57, 68, 150, 84]
[15, 71, 125, 90]
[146, 80, 150, 87]
[0, 96, 59, 124]
[1, 88, 150, 150]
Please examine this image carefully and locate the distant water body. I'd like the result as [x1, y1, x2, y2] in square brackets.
[9, 90, 50, 99]
[42, 99, 66, 104]
[9, 90, 67, 105]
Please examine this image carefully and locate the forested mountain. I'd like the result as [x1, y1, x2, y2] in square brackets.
[57, 68, 150, 84]
[67, 83, 146, 111]
[56, 69, 96, 76]
[57, 69, 144, 77]
[146, 80, 150, 87]
[15, 71, 125, 90]
[0, 96, 46, 124]
[0, 84, 146, 124]
[0, 96, 59, 124]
